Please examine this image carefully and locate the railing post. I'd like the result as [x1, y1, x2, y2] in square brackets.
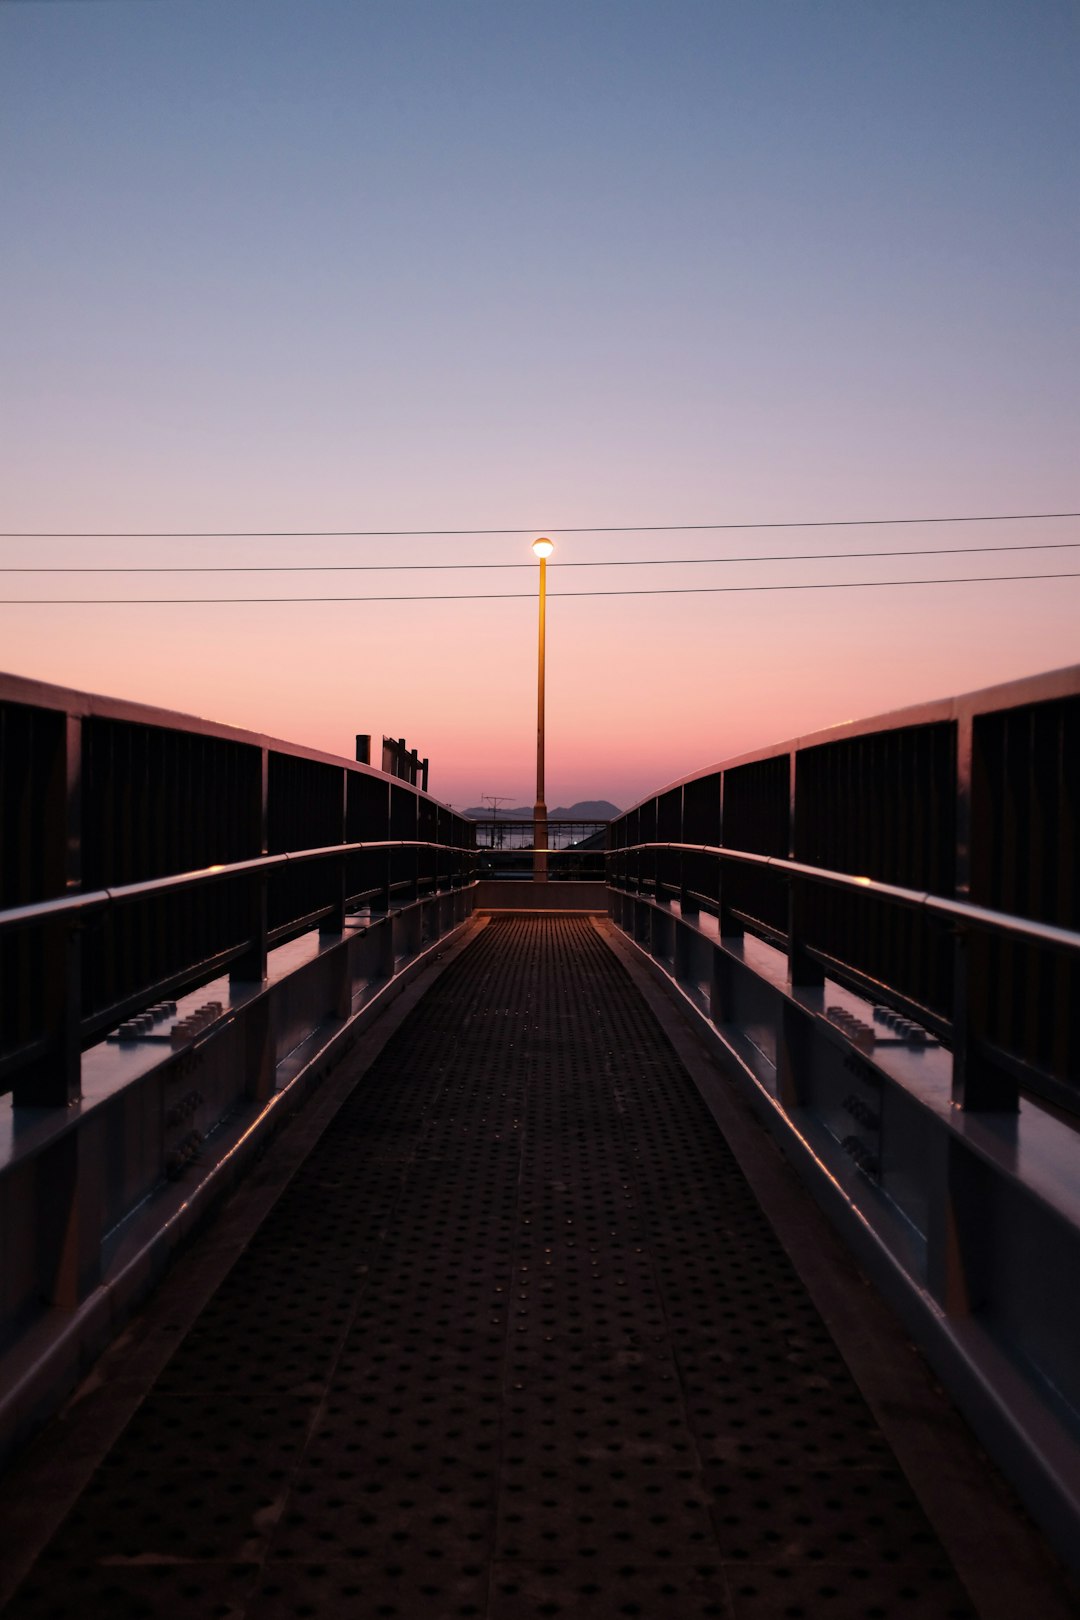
[380, 912, 396, 979]
[321, 854, 347, 935]
[674, 918, 690, 985]
[410, 794, 420, 905]
[776, 1002, 804, 1109]
[244, 992, 276, 1102]
[709, 945, 730, 1025]
[679, 793, 699, 920]
[717, 778, 741, 941]
[320, 766, 349, 937]
[34, 917, 83, 1108]
[38, 1125, 103, 1306]
[786, 750, 823, 989]
[925, 1134, 982, 1314]
[232, 748, 268, 984]
[950, 711, 1019, 1112]
[787, 879, 825, 988]
[718, 867, 743, 939]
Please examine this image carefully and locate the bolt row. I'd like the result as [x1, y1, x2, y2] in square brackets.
[826, 1000, 932, 1050]
[115, 1001, 178, 1041]
[841, 1133, 879, 1177]
[170, 1001, 224, 1046]
[873, 1004, 929, 1045]
[842, 1092, 880, 1130]
[826, 1004, 875, 1050]
[166, 1128, 204, 1178]
[165, 1089, 204, 1127]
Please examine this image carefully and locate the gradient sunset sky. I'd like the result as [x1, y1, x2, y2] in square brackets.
[2, 1, 1077, 810]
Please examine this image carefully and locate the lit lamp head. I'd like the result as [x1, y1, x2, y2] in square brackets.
[531, 537, 555, 559]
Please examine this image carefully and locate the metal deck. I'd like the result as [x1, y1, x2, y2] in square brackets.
[0, 918, 1053, 1617]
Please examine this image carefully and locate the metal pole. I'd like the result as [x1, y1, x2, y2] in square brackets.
[534, 553, 548, 881]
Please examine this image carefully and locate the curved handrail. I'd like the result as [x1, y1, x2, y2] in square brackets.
[0, 838, 478, 936]
[607, 841, 1080, 959]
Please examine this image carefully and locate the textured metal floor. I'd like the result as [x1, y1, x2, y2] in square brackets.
[4, 917, 979, 1619]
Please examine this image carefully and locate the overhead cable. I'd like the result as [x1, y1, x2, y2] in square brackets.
[1, 510, 1077, 540]
[2, 538, 1079, 573]
[4, 570, 1080, 605]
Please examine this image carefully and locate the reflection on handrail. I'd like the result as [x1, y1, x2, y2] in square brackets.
[608, 841, 1080, 959]
[0, 839, 479, 936]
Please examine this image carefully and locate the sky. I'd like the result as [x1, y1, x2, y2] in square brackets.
[1, 0, 1077, 811]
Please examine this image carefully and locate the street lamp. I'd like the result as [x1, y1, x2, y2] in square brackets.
[532, 537, 554, 881]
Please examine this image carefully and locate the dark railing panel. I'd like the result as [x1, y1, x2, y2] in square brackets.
[390, 784, 418, 903]
[83, 718, 261, 884]
[638, 797, 657, 897]
[682, 773, 720, 844]
[346, 770, 390, 906]
[80, 718, 262, 1021]
[680, 773, 721, 912]
[268, 750, 343, 850]
[0, 701, 66, 1079]
[795, 722, 956, 1017]
[435, 805, 475, 889]
[418, 797, 438, 897]
[0, 701, 68, 902]
[971, 693, 1080, 1104]
[722, 753, 789, 934]
[656, 787, 681, 898]
[88, 883, 250, 1036]
[0, 672, 476, 1105]
[268, 751, 344, 936]
[614, 805, 638, 891]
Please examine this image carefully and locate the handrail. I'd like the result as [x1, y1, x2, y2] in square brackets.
[480, 847, 602, 856]
[0, 838, 478, 937]
[608, 841, 1080, 960]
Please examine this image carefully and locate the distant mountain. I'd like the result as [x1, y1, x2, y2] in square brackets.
[555, 800, 621, 820]
[465, 799, 620, 820]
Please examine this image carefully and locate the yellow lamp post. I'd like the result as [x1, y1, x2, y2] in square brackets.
[532, 537, 554, 880]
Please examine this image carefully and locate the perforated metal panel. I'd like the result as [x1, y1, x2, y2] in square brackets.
[5, 919, 976, 1619]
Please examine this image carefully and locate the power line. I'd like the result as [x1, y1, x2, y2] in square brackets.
[3, 570, 1079, 605]
[1, 538, 1078, 574]
[1, 509, 1077, 539]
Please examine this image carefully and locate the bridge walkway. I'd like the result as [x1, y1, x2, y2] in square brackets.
[0, 917, 1068, 1619]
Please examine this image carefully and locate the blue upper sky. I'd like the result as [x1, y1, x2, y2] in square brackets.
[4, 0, 1076, 527]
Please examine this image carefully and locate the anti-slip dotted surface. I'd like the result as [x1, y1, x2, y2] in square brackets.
[4, 919, 975, 1618]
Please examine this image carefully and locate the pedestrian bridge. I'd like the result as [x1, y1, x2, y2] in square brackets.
[0, 666, 1078, 1618]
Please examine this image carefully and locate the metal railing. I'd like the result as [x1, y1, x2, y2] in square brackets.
[0, 838, 479, 935]
[478, 849, 608, 882]
[472, 818, 609, 881]
[473, 817, 610, 849]
[607, 663, 1080, 1118]
[0, 672, 477, 1106]
[610, 837, 1080, 1106]
[604, 664, 1080, 1565]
